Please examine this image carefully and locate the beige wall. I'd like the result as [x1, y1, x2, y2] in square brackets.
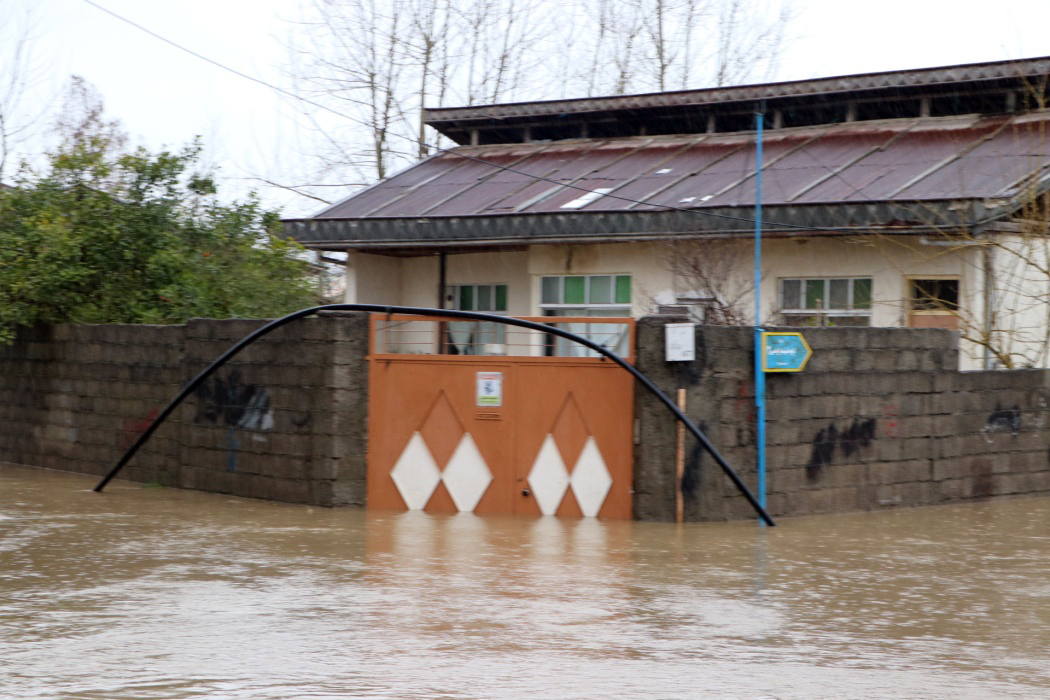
[394, 252, 531, 312]
[757, 236, 968, 323]
[345, 252, 402, 305]
[527, 243, 674, 316]
[343, 236, 1029, 370]
[757, 236, 986, 369]
[400, 256, 439, 308]
[984, 233, 1050, 369]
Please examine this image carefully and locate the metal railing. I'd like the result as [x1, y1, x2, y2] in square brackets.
[372, 314, 634, 360]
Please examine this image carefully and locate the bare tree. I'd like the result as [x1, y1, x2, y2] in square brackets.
[659, 238, 757, 325]
[0, 1, 51, 183]
[569, 0, 793, 96]
[279, 0, 795, 205]
[286, 0, 548, 186]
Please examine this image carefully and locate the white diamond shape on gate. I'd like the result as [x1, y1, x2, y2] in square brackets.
[527, 434, 570, 515]
[570, 437, 612, 517]
[390, 432, 442, 510]
[442, 433, 492, 512]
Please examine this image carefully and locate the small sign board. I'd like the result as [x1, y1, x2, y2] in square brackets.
[665, 323, 696, 362]
[476, 372, 503, 406]
[761, 332, 812, 372]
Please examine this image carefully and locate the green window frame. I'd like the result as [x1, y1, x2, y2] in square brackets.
[539, 274, 631, 310]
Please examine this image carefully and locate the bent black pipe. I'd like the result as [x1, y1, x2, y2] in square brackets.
[93, 305, 775, 526]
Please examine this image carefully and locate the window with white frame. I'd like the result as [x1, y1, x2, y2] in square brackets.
[780, 277, 872, 327]
[444, 284, 507, 354]
[539, 274, 632, 356]
[540, 274, 631, 315]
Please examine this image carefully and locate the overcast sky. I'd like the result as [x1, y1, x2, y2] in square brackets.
[6, 0, 1050, 215]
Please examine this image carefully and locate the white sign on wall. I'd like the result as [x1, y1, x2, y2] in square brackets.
[665, 323, 696, 362]
[476, 372, 503, 407]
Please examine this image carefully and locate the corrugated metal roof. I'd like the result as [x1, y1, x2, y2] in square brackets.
[423, 56, 1050, 126]
[309, 113, 1050, 227]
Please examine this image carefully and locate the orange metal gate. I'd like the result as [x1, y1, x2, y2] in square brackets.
[367, 315, 635, 518]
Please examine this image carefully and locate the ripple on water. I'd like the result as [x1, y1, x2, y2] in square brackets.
[2, 464, 1049, 699]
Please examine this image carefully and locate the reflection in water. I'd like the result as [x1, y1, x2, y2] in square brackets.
[2, 463, 1049, 699]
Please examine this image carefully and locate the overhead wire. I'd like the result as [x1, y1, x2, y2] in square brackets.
[79, 0, 928, 234]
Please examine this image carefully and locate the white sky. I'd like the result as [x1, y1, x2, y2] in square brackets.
[7, 0, 1050, 215]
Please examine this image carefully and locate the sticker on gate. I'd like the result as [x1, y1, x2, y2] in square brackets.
[476, 372, 503, 407]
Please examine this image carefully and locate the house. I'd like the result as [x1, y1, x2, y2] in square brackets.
[283, 56, 1050, 369]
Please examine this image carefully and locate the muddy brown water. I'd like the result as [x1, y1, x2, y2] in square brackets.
[2, 463, 1049, 699]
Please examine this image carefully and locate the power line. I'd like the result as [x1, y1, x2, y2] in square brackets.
[79, 0, 868, 233]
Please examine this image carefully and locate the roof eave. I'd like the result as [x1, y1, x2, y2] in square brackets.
[283, 200, 992, 251]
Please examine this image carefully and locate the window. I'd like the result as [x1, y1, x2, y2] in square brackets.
[780, 277, 872, 327]
[540, 275, 632, 356]
[445, 284, 507, 354]
[446, 284, 507, 313]
[907, 278, 960, 330]
[540, 274, 631, 313]
[909, 279, 958, 311]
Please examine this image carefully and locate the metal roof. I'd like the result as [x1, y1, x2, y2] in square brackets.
[285, 112, 1050, 251]
[424, 56, 1050, 127]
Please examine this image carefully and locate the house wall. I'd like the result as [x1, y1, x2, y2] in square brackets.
[346, 252, 403, 305]
[633, 318, 1050, 522]
[349, 236, 1001, 368]
[985, 233, 1050, 368]
[527, 243, 674, 316]
[757, 236, 967, 327]
[0, 316, 371, 506]
[447, 251, 532, 314]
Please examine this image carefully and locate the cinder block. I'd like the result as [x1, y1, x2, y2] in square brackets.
[851, 350, 876, 371]
[824, 463, 868, 488]
[271, 477, 312, 504]
[899, 416, 933, 439]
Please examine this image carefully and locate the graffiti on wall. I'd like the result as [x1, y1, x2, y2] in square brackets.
[981, 403, 1021, 443]
[807, 417, 877, 482]
[194, 371, 274, 431]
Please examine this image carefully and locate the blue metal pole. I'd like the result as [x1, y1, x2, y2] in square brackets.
[754, 106, 767, 517]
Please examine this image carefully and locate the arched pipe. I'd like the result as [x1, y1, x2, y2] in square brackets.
[93, 305, 775, 526]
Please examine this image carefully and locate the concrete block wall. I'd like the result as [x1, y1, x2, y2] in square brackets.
[177, 315, 370, 506]
[0, 314, 371, 506]
[633, 318, 1050, 522]
[0, 324, 184, 485]
[6, 315, 1048, 519]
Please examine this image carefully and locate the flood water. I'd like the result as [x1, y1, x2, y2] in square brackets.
[2, 464, 1049, 699]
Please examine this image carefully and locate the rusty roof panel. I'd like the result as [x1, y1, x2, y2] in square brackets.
[798, 121, 996, 202]
[783, 128, 913, 202]
[304, 112, 1050, 236]
[318, 144, 546, 218]
[635, 138, 817, 210]
[475, 142, 630, 212]
[368, 150, 543, 216]
[316, 155, 470, 218]
[896, 120, 1050, 200]
[530, 144, 654, 211]
[712, 128, 907, 205]
[587, 140, 732, 210]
